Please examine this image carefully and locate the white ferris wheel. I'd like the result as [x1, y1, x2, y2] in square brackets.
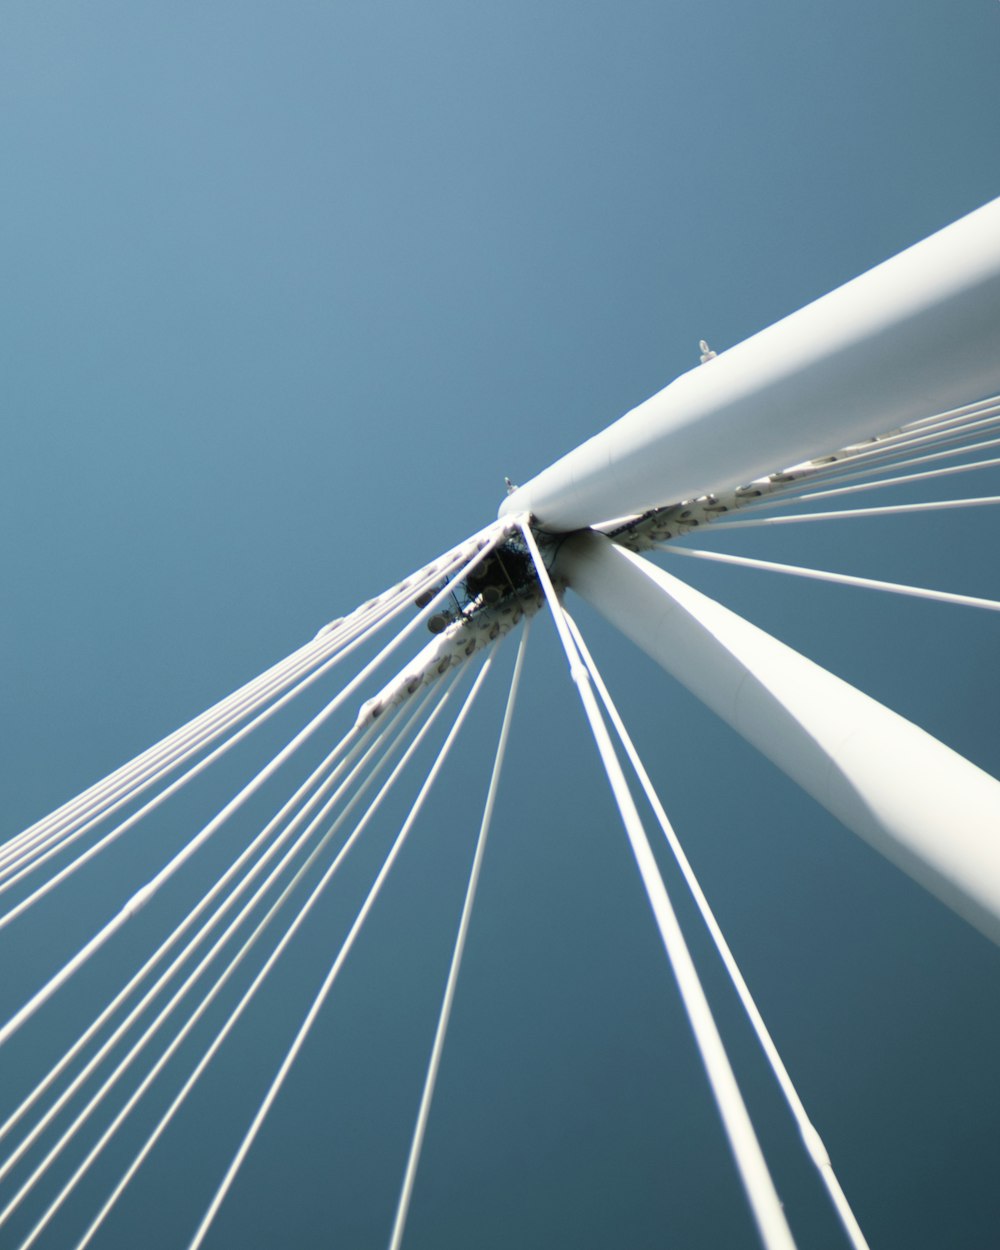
[3, 196, 1000, 1250]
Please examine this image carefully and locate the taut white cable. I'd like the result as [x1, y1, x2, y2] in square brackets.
[891, 394, 1000, 432]
[8, 675, 465, 1248]
[563, 611, 869, 1250]
[0, 581, 405, 874]
[795, 405, 1000, 481]
[0, 523, 514, 1041]
[387, 624, 530, 1250]
[709, 398, 1000, 521]
[185, 650, 499, 1250]
[705, 495, 1000, 531]
[858, 402, 1000, 450]
[753, 453, 1000, 510]
[665, 546, 1000, 613]
[0, 614, 384, 901]
[519, 521, 796, 1250]
[0, 630, 350, 864]
[764, 430, 1000, 502]
[67, 674, 465, 1250]
[0, 523, 502, 899]
[0, 704, 409, 1173]
[0, 642, 314, 868]
[2, 521, 501, 863]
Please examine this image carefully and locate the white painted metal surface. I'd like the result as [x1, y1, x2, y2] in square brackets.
[501, 196, 1000, 530]
[558, 532, 1000, 945]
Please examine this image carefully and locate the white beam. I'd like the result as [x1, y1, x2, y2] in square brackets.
[557, 532, 1000, 945]
[501, 196, 1000, 531]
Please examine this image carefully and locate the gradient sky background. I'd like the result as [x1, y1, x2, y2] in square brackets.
[4, 3, 1000, 1247]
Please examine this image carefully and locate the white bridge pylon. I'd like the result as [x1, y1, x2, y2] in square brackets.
[5, 195, 1000, 1250]
[558, 531, 1000, 946]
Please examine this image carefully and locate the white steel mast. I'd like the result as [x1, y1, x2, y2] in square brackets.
[500, 196, 1000, 531]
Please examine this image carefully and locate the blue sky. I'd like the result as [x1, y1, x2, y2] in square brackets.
[3, 3, 1000, 1247]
